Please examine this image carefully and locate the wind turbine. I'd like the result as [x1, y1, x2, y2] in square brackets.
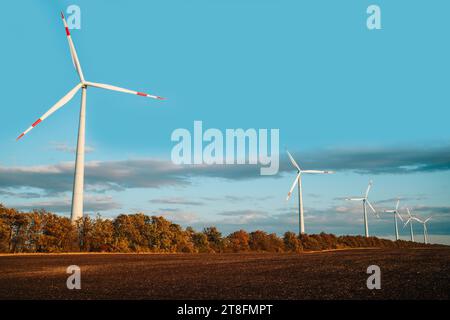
[285, 150, 334, 235]
[383, 199, 404, 241]
[403, 208, 416, 242]
[345, 180, 377, 238]
[409, 216, 432, 244]
[16, 13, 165, 223]
[421, 216, 432, 244]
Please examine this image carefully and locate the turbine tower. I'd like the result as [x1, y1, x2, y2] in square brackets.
[16, 13, 165, 223]
[345, 180, 377, 238]
[383, 199, 404, 241]
[403, 208, 416, 242]
[285, 150, 334, 235]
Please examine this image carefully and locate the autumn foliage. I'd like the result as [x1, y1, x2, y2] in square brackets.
[0, 204, 438, 253]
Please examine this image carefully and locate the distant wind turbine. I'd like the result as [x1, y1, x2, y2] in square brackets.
[16, 12, 165, 223]
[403, 208, 416, 242]
[345, 180, 378, 238]
[410, 216, 432, 244]
[383, 199, 404, 241]
[285, 150, 334, 235]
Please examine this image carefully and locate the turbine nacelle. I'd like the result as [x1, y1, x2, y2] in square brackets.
[403, 208, 417, 228]
[344, 180, 377, 217]
[285, 150, 335, 201]
[383, 199, 403, 221]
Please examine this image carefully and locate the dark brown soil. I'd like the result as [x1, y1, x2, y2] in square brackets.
[0, 248, 448, 300]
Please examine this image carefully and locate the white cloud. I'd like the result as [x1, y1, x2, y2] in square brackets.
[11, 195, 121, 213]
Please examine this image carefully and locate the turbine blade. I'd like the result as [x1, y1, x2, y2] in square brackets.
[302, 170, 335, 174]
[85, 81, 165, 100]
[16, 83, 82, 140]
[424, 216, 432, 223]
[403, 218, 411, 228]
[286, 174, 300, 201]
[365, 180, 373, 198]
[61, 12, 84, 82]
[412, 217, 423, 223]
[406, 208, 412, 218]
[366, 200, 376, 214]
[395, 199, 400, 210]
[345, 198, 364, 201]
[396, 212, 404, 222]
[286, 150, 301, 171]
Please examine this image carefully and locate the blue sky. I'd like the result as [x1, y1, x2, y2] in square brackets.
[1, 0, 449, 243]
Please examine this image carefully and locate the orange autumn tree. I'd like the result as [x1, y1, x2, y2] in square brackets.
[0, 204, 438, 253]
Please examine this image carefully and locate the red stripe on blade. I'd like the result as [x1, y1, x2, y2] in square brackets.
[61, 12, 65, 19]
[32, 119, 42, 127]
[16, 133, 25, 141]
[137, 92, 147, 97]
[65, 27, 70, 36]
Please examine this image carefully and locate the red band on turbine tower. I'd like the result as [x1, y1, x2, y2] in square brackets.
[65, 27, 70, 36]
[32, 119, 42, 127]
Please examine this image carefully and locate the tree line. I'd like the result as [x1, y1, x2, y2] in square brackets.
[0, 204, 437, 253]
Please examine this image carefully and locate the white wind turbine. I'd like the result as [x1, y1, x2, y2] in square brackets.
[383, 199, 404, 241]
[345, 180, 377, 238]
[16, 12, 165, 223]
[285, 150, 335, 235]
[408, 215, 432, 244]
[403, 208, 416, 242]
